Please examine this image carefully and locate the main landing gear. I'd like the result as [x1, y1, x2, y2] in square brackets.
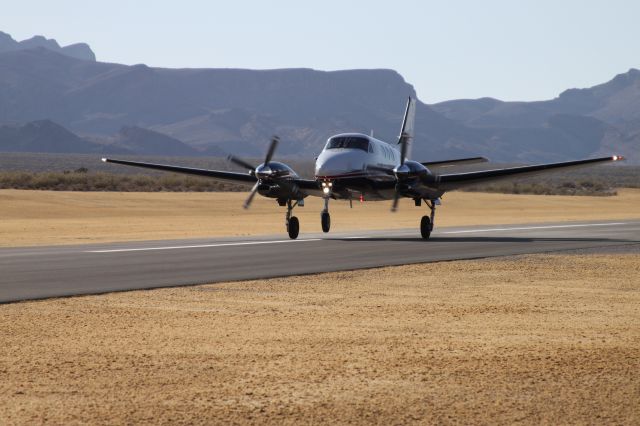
[321, 197, 331, 233]
[285, 199, 300, 239]
[420, 199, 438, 240]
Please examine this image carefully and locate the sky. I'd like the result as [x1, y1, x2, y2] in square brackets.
[3, 0, 640, 103]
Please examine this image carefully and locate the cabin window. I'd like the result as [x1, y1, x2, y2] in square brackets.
[326, 136, 369, 152]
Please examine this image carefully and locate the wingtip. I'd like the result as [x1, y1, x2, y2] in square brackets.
[101, 158, 107, 163]
[612, 155, 625, 161]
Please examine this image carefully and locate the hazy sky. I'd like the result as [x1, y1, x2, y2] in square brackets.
[4, 0, 639, 103]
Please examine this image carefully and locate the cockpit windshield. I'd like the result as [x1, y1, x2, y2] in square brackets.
[326, 136, 369, 152]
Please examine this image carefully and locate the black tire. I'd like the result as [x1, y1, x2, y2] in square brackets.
[288, 216, 300, 239]
[420, 216, 432, 239]
[321, 211, 331, 233]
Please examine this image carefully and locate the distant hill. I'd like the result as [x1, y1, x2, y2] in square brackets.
[112, 126, 201, 156]
[0, 120, 209, 157]
[431, 69, 640, 163]
[0, 34, 637, 163]
[0, 120, 115, 154]
[0, 47, 458, 159]
[0, 31, 95, 61]
[432, 69, 640, 131]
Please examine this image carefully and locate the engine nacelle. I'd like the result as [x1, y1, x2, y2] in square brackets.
[255, 161, 303, 200]
[394, 160, 437, 197]
[400, 160, 435, 184]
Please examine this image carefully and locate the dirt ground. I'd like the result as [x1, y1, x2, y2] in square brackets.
[1, 188, 639, 247]
[1, 253, 639, 424]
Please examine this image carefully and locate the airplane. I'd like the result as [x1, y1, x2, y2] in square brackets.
[102, 97, 625, 240]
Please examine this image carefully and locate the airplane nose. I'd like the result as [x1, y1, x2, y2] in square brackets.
[315, 152, 365, 178]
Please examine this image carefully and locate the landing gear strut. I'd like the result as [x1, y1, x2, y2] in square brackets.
[321, 197, 331, 233]
[286, 199, 300, 239]
[420, 199, 437, 239]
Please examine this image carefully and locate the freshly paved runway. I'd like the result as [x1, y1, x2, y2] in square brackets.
[1, 220, 638, 303]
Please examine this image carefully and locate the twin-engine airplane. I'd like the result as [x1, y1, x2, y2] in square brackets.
[103, 98, 624, 239]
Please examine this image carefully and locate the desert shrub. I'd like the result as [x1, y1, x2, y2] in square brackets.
[463, 179, 617, 196]
[0, 171, 246, 192]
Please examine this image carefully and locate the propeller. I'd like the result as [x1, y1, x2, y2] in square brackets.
[391, 131, 411, 212]
[244, 181, 260, 209]
[227, 155, 255, 174]
[226, 136, 280, 209]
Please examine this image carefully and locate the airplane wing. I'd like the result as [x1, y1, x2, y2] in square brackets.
[101, 158, 322, 195]
[421, 157, 489, 168]
[102, 158, 257, 186]
[436, 156, 623, 190]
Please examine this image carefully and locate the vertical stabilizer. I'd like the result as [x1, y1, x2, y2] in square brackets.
[398, 97, 416, 160]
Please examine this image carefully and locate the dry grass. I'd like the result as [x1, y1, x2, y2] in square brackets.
[1, 188, 640, 247]
[0, 253, 639, 424]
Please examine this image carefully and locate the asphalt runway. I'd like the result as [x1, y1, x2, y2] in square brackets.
[1, 220, 638, 303]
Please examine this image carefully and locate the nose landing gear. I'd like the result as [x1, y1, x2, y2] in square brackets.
[321, 211, 331, 233]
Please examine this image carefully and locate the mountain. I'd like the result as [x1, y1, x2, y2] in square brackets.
[112, 126, 201, 156]
[432, 69, 640, 131]
[0, 46, 472, 159]
[0, 120, 209, 156]
[0, 120, 116, 154]
[0, 31, 95, 61]
[0, 35, 637, 163]
[431, 69, 640, 163]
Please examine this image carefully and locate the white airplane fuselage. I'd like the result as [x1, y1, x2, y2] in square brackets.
[315, 133, 400, 176]
[313, 132, 433, 201]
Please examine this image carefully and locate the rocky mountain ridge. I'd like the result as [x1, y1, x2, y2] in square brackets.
[0, 32, 637, 163]
[0, 31, 95, 61]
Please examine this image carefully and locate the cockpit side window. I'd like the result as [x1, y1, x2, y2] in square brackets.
[326, 136, 369, 152]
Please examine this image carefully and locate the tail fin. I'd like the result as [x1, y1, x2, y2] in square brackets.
[398, 97, 416, 161]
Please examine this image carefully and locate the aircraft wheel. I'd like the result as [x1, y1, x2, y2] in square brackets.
[420, 216, 432, 240]
[321, 211, 331, 233]
[288, 216, 300, 239]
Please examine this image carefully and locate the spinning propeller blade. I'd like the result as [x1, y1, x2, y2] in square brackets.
[243, 182, 260, 209]
[391, 129, 410, 212]
[264, 136, 279, 164]
[227, 155, 256, 173]
[391, 191, 401, 212]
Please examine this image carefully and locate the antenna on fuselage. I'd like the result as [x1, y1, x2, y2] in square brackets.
[370, 129, 374, 137]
